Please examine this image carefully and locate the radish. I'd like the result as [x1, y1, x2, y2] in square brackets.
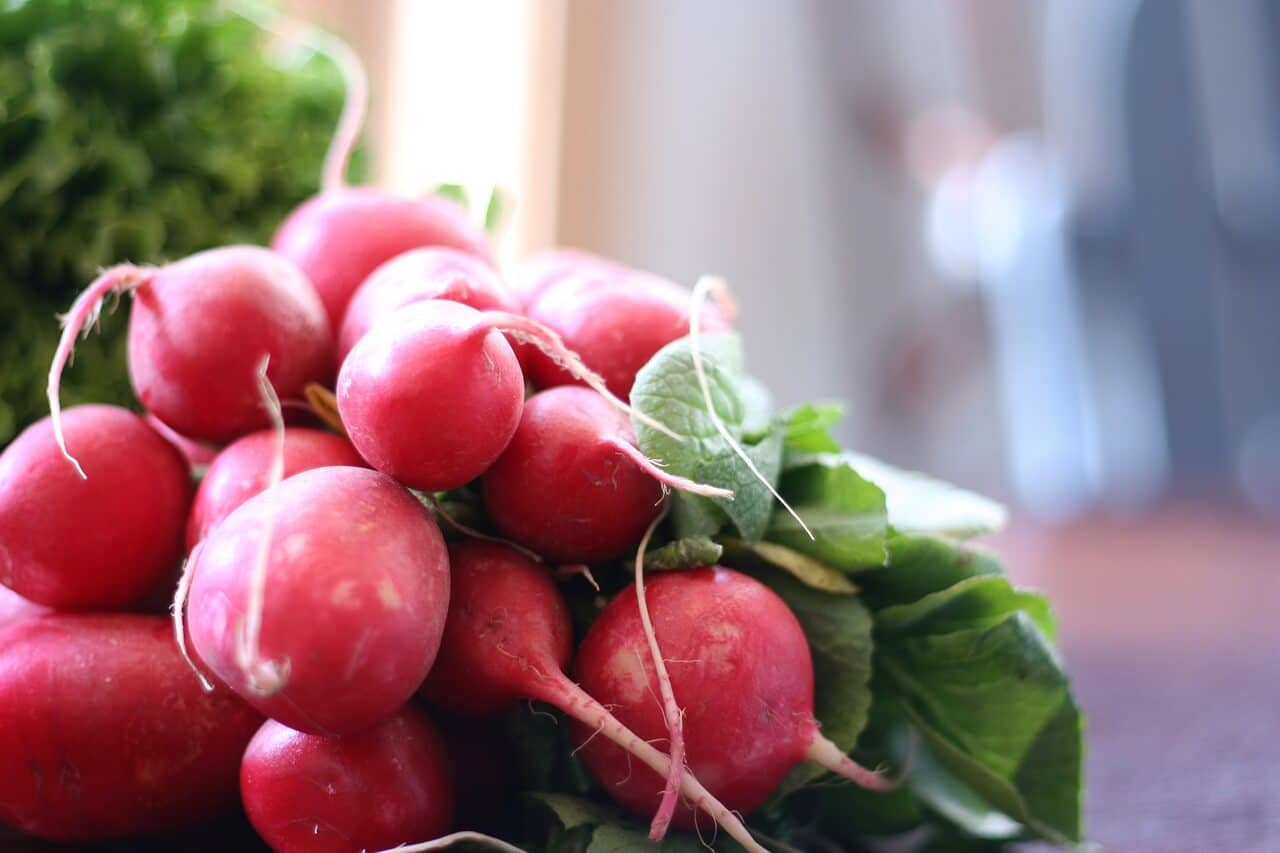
[418, 541, 766, 853]
[507, 247, 622, 309]
[146, 413, 219, 468]
[0, 585, 47, 633]
[273, 188, 493, 328]
[573, 566, 893, 827]
[241, 706, 453, 853]
[186, 427, 365, 551]
[0, 614, 262, 842]
[482, 387, 728, 563]
[47, 246, 333, 456]
[0, 405, 191, 609]
[337, 301, 680, 493]
[187, 466, 449, 735]
[337, 247, 519, 364]
[524, 270, 731, 398]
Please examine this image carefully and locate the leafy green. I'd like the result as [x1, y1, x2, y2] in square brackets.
[528, 794, 724, 853]
[862, 534, 1004, 610]
[781, 401, 844, 454]
[877, 574, 1057, 640]
[719, 537, 858, 594]
[631, 334, 784, 541]
[0, 0, 354, 445]
[767, 454, 888, 572]
[878, 611, 1083, 844]
[642, 535, 723, 571]
[842, 452, 1007, 538]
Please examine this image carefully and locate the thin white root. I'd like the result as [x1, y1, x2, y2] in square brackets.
[689, 276, 814, 540]
[607, 437, 733, 500]
[171, 547, 215, 693]
[233, 355, 289, 696]
[230, 2, 367, 191]
[373, 832, 526, 853]
[634, 506, 686, 841]
[803, 731, 903, 792]
[46, 264, 150, 478]
[554, 563, 600, 591]
[425, 495, 544, 564]
[479, 310, 686, 443]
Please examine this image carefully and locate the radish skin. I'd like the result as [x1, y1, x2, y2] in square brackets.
[419, 542, 765, 853]
[574, 567, 895, 827]
[187, 466, 450, 735]
[0, 405, 191, 609]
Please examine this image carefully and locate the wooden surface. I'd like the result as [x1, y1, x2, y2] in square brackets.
[995, 509, 1280, 852]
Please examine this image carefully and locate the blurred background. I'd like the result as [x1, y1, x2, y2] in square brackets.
[4, 1, 1279, 849]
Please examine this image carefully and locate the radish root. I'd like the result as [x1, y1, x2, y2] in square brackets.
[633, 507, 686, 841]
[554, 563, 600, 591]
[373, 831, 527, 853]
[303, 382, 346, 435]
[689, 275, 814, 540]
[171, 545, 215, 693]
[803, 731, 902, 792]
[606, 437, 733, 500]
[424, 494, 544, 564]
[233, 356, 290, 696]
[230, 1, 366, 191]
[477, 310, 685, 443]
[47, 264, 151, 478]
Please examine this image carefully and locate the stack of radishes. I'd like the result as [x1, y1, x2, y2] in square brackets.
[0, 28, 1085, 853]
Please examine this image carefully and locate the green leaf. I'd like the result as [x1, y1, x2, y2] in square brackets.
[766, 455, 888, 572]
[529, 794, 621, 831]
[643, 535, 723, 571]
[862, 534, 1004, 610]
[782, 401, 844, 454]
[433, 181, 470, 209]
[483, 185, 507, 235]
[841, 452, 1007, 538]
[528, 794, 726, 853]
[878, 612, 1083, 843]
[876, 575, 1057, 641]
[737, 564, 874, 798]
[586, 825, 713, 853]
[631, 334, 784, 541]
[720, 537, 858, 594]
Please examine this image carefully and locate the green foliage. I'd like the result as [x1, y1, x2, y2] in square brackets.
[0, 0, 358, 444]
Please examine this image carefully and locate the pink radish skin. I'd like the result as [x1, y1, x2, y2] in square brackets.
[508, 247, 622, 309]
[146, 413, 219, 468]
[525, 270, 730, 398]
[337, 301, 525, 492]
[186, 427, 365, 551]
[419, 542, 766, 853]
[124, 246, 333, 443]
[574, 567, 894, 827]
[272, 187, 493, 327]
[338, 247, 520, 364]
[0, 405, 191, 609]
[241, 706, 453, 853]
[0, 585, 47, 633]
[0, 614, 263, 842]
[187, 466, 449, 735]
[483, 387, 723, 563]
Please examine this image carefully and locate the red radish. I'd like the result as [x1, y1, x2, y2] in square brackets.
[273, 188, 492, 327]
[0, 585, 47, 633]
[146, 413, 219, 467]
[338, 300, 677, 493]
[508, 247, 622, 309]
[241, 706, 453, 853]
[187, 466, 449, 735]
[573, 567, 893, 827]
[47, 246, 333, 456]
[186, 427, 365, 551]
[0, 614, 262, 842]
[524, 270, 731, 398]
[0, 405, 191, 609]
[338, 247, 519, 364]
[418, 542, 765, 853]
[482, 387, 729, 563]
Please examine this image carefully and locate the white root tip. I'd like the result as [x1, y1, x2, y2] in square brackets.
[607, 437, 734, 500]
[688, 275, 814, 540]
[171, 548, 215, 693]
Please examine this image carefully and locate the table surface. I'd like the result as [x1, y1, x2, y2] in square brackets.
[4, 508, 1277, 852]
[994, 509, 1280, 853]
